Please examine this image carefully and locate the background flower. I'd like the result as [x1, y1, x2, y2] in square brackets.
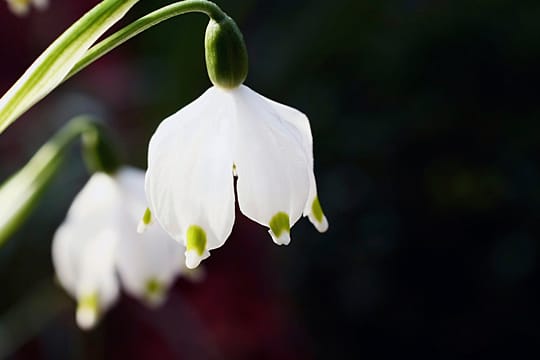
[52, 167, 186, 329]
[5, 0, 48, 17]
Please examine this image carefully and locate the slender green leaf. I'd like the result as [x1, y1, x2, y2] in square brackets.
[0, 0, 139, 134]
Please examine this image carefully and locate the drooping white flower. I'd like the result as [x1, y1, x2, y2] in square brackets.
[5, 0, 48, 16]
[52, 166, 185, 329]
[145, 85, 328, 269]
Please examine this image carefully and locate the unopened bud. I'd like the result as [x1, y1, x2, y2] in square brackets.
[205, 17, 248, 89]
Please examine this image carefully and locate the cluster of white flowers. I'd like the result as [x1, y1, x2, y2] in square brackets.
[5, 0, 47, 16]
[52, 167, 196, 330]
[53, 84, 328, 329]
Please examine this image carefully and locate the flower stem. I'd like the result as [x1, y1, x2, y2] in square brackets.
[66, 1, 227, 80]
[0, 116, 114, 247]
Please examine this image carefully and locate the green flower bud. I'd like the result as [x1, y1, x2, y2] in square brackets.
[205, 17, 248, 89]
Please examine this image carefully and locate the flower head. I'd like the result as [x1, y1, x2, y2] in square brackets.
[145, 85, 328, 269]
[5, 0, 48, 16]
[52, 166, 185, 329]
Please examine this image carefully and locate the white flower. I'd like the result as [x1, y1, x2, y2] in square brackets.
[145, 85, 328, 269]
[5, 0, 48, 16]
[52, 166, 185, 330]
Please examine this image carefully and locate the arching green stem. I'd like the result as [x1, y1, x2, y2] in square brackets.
[66, 0, 228, 80]
[0, 116, 118, 247]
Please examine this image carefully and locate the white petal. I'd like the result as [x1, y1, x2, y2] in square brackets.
[115, 166, 150, 222]
[145, 87, 236, 268]
[269, 228, 291, 246]
[62, 172, 121, 222]
[51, 173, 121, 325]
[116, 225, 185, 306]
[185, 248, 210, 270]
[309, 208, 328, 232]
[232, 85, 310, 240]
[76, 302, 98, 330]
[113, 167, 185, 305]
[260, 93, 328, 232]
[53, 222, 119, 308]
[137, 220, 148, 234]
[76, 227, 119, 315]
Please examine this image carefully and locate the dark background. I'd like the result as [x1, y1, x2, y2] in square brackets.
[1, 0, 539, 358]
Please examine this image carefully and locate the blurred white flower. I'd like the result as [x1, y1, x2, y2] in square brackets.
[145, 85, 328, 269]
[52, 167, 186, 330]
[5, 0, 48, 17]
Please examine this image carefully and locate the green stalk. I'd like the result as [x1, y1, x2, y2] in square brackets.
[66, 0, 227, 80]
[0, 1, 233, 134]
[0, 117, 107, 247]
[0, 0, 140, 134]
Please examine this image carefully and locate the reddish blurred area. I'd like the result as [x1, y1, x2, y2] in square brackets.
[12, 215, 314, 360]
[0, 0, 103, 91]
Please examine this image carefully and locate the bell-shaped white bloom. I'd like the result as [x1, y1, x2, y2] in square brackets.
[5, 0, 48, 16]
[52, 166, 185, 330]
[145, 85, 328, 269]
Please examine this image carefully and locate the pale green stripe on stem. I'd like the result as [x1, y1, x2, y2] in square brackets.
[0, 0, 139, 134]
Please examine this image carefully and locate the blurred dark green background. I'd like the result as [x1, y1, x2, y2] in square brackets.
[1, 0, 539, 358]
